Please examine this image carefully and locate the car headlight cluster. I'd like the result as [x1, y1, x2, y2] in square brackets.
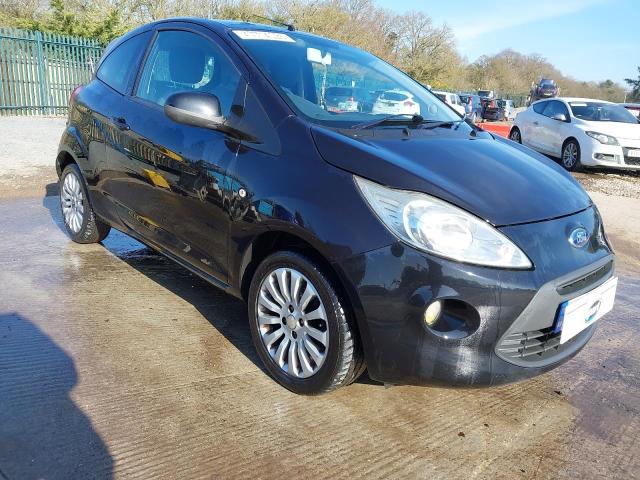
[355, 176, 532, 269]
[585, 131, 618, 145]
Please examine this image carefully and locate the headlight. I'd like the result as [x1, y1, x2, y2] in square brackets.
[585, 131, 618, 145]
[354, 176, 532, 269]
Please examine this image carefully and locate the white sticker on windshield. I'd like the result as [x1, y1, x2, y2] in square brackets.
[233, 30, 295, 42]
[570, 103, 587, 107]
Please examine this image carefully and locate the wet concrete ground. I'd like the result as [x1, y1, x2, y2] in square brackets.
[1, 194, 639, 480]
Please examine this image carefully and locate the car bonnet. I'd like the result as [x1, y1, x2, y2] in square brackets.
[311, 126, 592, 227]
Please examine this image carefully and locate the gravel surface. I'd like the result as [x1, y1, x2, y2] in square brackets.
[0, 116, 65, 197]
[574, 170, 640, 199]
[0, 116, 66, 174]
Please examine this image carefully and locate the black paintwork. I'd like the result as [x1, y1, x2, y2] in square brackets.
[57, 18, 614, 386]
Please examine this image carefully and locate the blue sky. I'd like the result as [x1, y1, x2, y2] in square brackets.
[375, 0, 639, 88]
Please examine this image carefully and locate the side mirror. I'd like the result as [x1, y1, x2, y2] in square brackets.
[164, 92, 224, 129]
[552, 113, 568, 122]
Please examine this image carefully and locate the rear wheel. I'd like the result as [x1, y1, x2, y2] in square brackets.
[561, 139, 582, 171]
[59, 164, 111, 243]
[248, 251, 365, 394]
[509, 127, 521, 143]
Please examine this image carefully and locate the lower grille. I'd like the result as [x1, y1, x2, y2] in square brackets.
[624, 156, 640, 166]
[497, 328, 562, 361]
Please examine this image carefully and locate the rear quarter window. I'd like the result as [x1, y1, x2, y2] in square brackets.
[97, 31, 151, 94]
[532, 101, 547, 114]
[381, 92, 408, 101]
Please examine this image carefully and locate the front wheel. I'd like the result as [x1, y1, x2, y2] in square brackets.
[509, 127, 522, 143]
[561, 139, 582, 171]
[248, 251, 365, 394]
[59, 164, 111, 243]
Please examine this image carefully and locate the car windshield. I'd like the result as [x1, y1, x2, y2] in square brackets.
[231, 29, 459, 127]
[540, 80, 555, 86]
[569, 101, 639, 124]
[478, 90, 492, 97]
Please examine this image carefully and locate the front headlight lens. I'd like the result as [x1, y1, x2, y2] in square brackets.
[585, 131, 618, 145]
[355, 176, 532, 269]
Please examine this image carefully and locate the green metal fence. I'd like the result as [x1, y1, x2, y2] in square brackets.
[0, 28, 103, 116]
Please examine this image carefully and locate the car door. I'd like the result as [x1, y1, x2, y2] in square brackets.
[87, 30, 153, 225]
[119, 25, 245, 284]
[524, 101, 549, 150]
[539, 100, 572, 155]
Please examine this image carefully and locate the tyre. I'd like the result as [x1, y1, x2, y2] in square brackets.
[248, 251, 365, 394]
[59, 163, 111, 243]
[509, 127, 522, 143]
[561, 139, 581, 171]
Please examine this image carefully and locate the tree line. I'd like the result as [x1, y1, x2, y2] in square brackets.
[0, 0, 632, 101]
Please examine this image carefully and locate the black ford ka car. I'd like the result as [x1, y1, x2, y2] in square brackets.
[56, 18, 617, 394]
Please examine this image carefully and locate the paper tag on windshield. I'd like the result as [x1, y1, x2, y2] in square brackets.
[233, 30, 295, 42]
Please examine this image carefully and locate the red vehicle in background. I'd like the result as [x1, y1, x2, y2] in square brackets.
[621, 103, 640, 120]
[529, 78, 559, 105]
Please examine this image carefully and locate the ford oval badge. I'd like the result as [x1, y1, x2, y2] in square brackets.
[569, 227, 590, 248]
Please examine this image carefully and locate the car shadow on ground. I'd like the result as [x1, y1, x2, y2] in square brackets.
[41, 191, 381, 387]
[0, 312, 114, 479]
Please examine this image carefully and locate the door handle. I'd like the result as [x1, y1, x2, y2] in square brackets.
[533, 121, 539, 125]
[112, 116, 130, 131]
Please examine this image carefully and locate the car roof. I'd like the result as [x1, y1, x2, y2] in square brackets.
[143, 17, 341, 45]
[559, 97, 614, 104]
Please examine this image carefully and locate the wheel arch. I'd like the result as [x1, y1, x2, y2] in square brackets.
[56, 125, 89, 177]
[56, 149, 77, 177]
[562, 136, 580, 151]
[240, 230, 344, 302]
[238, 229, 373, 374]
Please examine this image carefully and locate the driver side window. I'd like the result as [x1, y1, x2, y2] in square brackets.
[136, 30, 241, 117]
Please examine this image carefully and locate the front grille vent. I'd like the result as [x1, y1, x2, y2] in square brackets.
[557, 261, 613, 296]
[624, 156, 640, 166]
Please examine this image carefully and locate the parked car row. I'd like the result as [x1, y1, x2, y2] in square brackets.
[324, 87, 421, 116]
[432, 90, 466, 116]
[483, 98, 516, 121]
[509, 97, 640, 171]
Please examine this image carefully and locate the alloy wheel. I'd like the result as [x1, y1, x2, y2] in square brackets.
[510, 129, 521, 143]
[562, 142, 578, 169]
[256, 267, 329, 378]
[61, 172, 84, 233]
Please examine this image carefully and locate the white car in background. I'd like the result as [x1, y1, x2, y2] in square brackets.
[432, 90, 466, 116]
[371, 89, 420, 116]
[509, 97, 640, 171]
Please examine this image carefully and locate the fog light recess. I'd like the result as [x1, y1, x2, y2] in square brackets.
[423, 299, 480, 340]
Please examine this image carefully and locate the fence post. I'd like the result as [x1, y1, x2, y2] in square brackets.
[35, 30, 48, 115]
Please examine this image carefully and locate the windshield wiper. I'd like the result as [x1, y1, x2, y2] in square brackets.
[353, 114, 424, 130]
[421, 113, 468, 131]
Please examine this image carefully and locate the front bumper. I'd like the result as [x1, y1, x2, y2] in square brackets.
[335, 206, 614, 386]
[581, 138, 640, 170]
